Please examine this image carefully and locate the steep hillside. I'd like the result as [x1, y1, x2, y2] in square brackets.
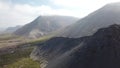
[14, 16, 78, 38]
[57, 3, 120, 38]
[30, 37, 88, 61]
[31, 24, 120, 68]
[46, 24, 120, 68]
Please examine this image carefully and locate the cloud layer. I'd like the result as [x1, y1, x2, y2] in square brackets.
[0, 1, 80, 28]
[1, 0, 120, 28]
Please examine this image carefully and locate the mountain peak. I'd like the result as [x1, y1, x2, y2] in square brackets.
[14, 16, 78, 39]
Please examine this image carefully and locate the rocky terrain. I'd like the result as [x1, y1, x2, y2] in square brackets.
[31, 24, 120, 68]
[48, 24, 120, 68]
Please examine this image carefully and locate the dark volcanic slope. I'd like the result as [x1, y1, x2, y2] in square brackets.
[14, 16, 78, 38]
[57, 3, 120, 38]
[45, 24, 120, 68]
[30, 37, 88, 61]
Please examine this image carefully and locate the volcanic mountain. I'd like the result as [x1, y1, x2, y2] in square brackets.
[31, 24, 120, 68]
[57, 3, 120, 38]
[14, 16, 78, 38]
[30, 3, 120, 68]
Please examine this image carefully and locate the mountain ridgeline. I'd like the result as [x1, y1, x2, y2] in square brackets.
[56, 3, 120, 38]
[31, 24, 120, 68]
[46, 24, 120, 68]
[14, 16, 78, 38]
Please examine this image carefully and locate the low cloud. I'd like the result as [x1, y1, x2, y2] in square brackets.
[51, 0, 120, 18]
[0, 1, 79, 28]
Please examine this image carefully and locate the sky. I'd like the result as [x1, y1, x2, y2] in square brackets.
[0, 0, 120, 29]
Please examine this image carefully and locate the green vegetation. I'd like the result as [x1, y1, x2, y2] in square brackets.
[0, 46, 40, 68]
[4, 58, 40, 68]
[0, 34, 51, 68]
[0, 34, 19, 40]
[0, 34, 27, 48]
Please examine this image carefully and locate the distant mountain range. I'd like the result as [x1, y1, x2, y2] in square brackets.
[0, 25, 21, 34]
[5, 25, 21, 33]
[30, 3, 120, 68]
[14, 16, 78, 38]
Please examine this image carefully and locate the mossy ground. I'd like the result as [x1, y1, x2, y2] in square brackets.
[0, 34, 51, 68]
[4, 58, 40, 68]
[0, 46, 40, 68]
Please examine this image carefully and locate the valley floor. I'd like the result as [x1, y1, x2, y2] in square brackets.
[0, 34, 50, 68]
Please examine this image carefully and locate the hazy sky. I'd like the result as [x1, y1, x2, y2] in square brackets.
[0, 0, 120, 29]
